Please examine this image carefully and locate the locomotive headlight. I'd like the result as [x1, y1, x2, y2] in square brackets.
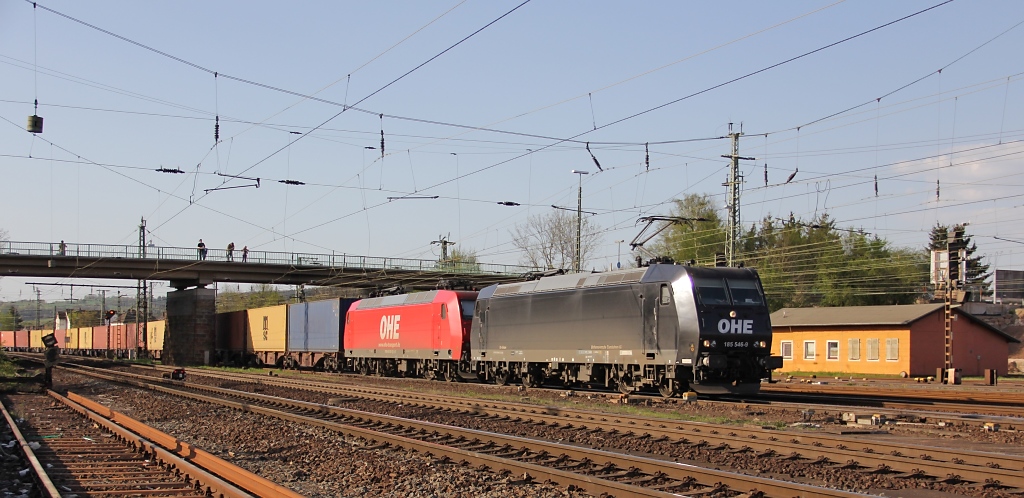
[756, 341, 767, 348]
[729, 310, 737, 318]
[702, 340, 710, 348]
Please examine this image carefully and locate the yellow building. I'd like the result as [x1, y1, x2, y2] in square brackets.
[771, 304, 1018, 376]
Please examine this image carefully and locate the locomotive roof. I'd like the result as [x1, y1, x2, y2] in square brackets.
[483, 264, 760, 298]
[352, 290, 476, 310]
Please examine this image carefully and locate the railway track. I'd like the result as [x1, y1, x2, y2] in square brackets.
[1, 390, 299, 498]
[64, 363, 872, 498]
[59, 362, 1024, 496]
[754, 383, 1024, 420]
[134, 364, 1024, 492]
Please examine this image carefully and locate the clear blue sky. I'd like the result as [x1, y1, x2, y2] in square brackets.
[2, 0, 1023, 302]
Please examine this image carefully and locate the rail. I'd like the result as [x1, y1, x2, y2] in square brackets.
[0, 240, 537, 276]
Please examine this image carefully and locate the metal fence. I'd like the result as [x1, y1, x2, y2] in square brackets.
[0, 240, 537, 276]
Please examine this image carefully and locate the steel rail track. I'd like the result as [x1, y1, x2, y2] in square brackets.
[65, 364, 871, 498]
[1, 390, 289, 497]
[749, 389, 1024, 420]
[147, 365, 1024, 491]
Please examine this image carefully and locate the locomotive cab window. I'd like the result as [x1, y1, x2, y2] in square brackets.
[460, 300, 476, 318]
[693, 278, 730, 306]
[726, 279, 763, 306]
[659, 284, 671, 305]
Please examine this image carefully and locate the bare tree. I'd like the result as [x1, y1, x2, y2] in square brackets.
[511, 210, 601, 271]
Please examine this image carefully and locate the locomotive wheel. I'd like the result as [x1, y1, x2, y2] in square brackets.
[617, 375, 635, 394]
[523, 370, 541, 388]
[357, 362, 369, 376]
[444, 367, 459, 383]
[494, 369, 510, 386]
[658, 378, 677, 398]
[424, 368, 436, 381]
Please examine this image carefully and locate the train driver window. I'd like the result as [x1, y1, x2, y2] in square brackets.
[727, 279, 763, 306]
[660, 284, 671, 305]
[460, 300, 476, 318]
[441, 303, 448, 319]
[693, 278, 730, 305]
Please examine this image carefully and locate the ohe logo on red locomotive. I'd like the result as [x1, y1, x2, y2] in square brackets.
[717, 318, 753, 334]
[380, 315, 401, 340]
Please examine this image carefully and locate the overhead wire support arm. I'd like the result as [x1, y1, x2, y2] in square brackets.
[629, 216, 708, 251]
[155, 167, 185, 174]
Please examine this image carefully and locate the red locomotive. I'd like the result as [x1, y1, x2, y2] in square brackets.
[344, 290, 477, 382]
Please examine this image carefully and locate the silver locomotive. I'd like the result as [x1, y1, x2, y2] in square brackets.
[470, 264, 781, 396]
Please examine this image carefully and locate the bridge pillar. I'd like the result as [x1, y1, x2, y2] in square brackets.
[164, 287, 217, 366]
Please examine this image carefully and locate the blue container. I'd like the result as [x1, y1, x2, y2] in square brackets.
[288, 298, 359, 352]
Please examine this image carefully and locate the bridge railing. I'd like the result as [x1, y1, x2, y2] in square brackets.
[0, 240, 538, 276]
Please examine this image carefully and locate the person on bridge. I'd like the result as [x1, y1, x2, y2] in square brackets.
[58, 240, 66, 256]
[227, 242, 235, 261]
[198, 239, 207, 260]
[242, 245, 248, 262]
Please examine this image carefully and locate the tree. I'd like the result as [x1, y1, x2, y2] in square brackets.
[927, 223, 990, 299]
[650, 194, 728, 265]
[0, 306, 23, 330]
[511, 210, 601, 270]
[653, 205, 929, 311]
[446, 247, 481, 273]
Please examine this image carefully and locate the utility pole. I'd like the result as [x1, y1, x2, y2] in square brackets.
[721, 123, 754, 267]
[943, 223, 968, 382]
[137, 217, 148, 358]
[572, 169, 590, 272]
[35, 286, 41, 330]
[431, 234, 456, 268]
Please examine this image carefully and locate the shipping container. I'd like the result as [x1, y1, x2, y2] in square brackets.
[52, 329, 67, 351]
[146, 320, 166, 353]
[30, 329, 43, 350]
[92, 326, 110, 351]
[288, 299, 359, 352]
[216, 311, 247, 351]
[65, 327, 81, 350]
[14, 330, 29, 350]
[0, 330, 12, 349]
[246, 305, 287, 352]
[79, 326, 93, 351]
[124, 323, 139, 350]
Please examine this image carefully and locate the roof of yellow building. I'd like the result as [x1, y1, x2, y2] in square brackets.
[771, 304, 1020, 343]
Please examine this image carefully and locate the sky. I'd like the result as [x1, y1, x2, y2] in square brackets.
[2, 0, 1024, 303]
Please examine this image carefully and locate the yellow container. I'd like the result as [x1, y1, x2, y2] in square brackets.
[80, 326, 94, 350]
[30, 329, 43, 349]
[65, 328, 81, 350]
[147, 320, 166, 352]
[247, 305, 287, 352]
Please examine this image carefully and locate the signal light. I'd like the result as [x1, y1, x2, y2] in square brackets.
[105, 310, 116, 320]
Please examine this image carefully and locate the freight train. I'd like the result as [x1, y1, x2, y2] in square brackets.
[344, 264, 780, 395]
[0, 264, 782, 396]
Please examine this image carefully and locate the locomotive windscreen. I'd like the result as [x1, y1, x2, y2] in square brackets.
[727, 279, 764, 306]
[694, 277, 764, 306]
[460, 300, 476, 318]
[694, 278, 729, 305]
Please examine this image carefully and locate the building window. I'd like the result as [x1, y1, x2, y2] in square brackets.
[780, 341, 793, 359]
[867, 338, 880, 361]
[803, 341, 816, 360]
[848, 338, 860, 361]
[886, 338, 899, 361]
[827, 340, 839, 360]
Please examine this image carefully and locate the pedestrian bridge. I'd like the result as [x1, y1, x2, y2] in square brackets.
[0, 240, 536, 290]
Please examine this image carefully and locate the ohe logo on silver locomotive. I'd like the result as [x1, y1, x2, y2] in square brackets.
[380, 315, 401, 340]
[717, 318, 753, 334]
